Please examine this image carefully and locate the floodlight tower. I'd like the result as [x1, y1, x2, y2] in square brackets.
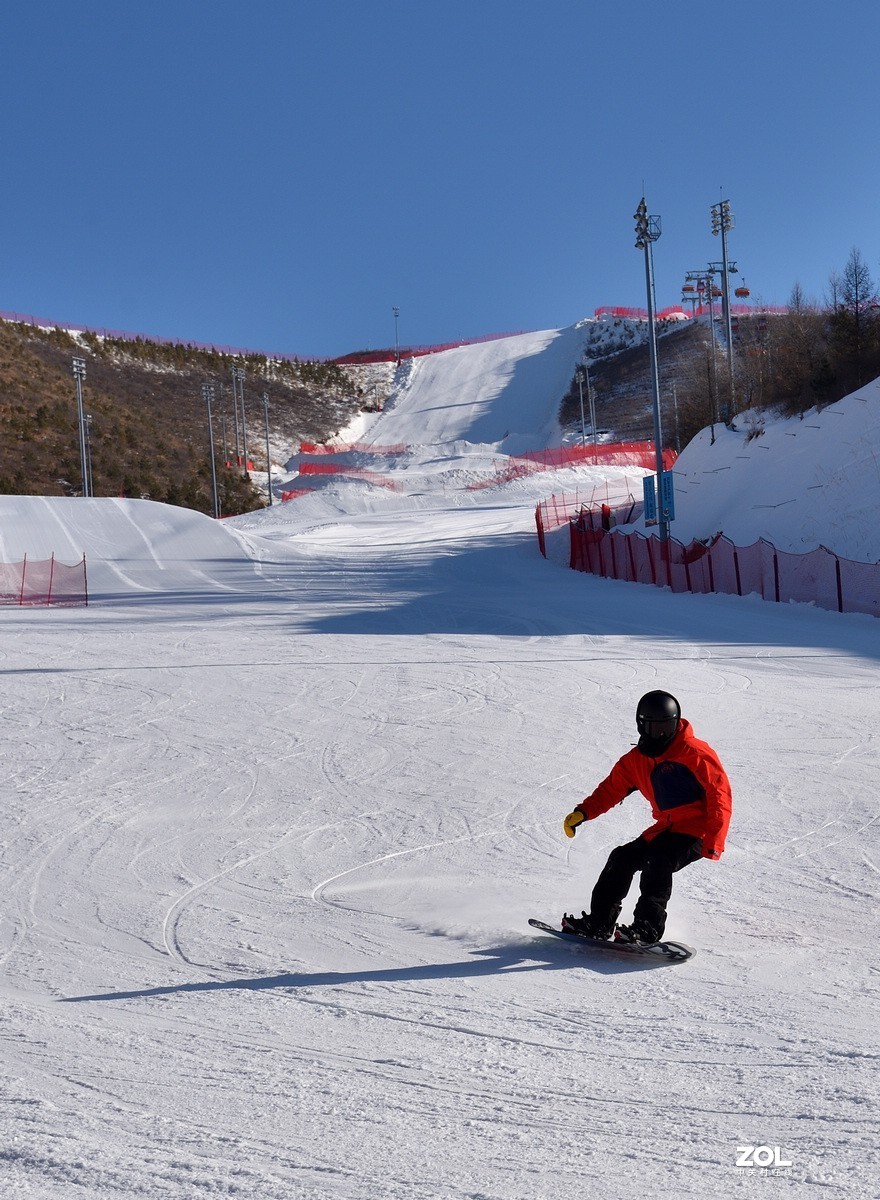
[393, 306, 400, 365]
[84, 414, 94, 497]
[711, 198, 736, 418]
[232, 365, 248, 473]
[576, 366, 587, 448]
[634, 197, 669, 542]
[202, 383, 219, 518]
[72, 357, 89, 497]
[262, 391, 273, 505]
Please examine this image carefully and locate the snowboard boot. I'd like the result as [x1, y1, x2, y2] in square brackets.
[562, 911, 616, 941]
[614, 921, 661, 946]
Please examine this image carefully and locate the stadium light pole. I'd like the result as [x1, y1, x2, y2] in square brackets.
[72, 357, 89, 497]
[262, 391, 273, 505]
[220, 409, 229, 466]
[393, 306, 400, 365]
[84, 414, 94, 497]
[229, 372, 241, 468]
[634, 197, 668, 542]
[576, 366, 587, 448]
[586, 364, 598, 464]
[232, 365, 248, 473]
[218, 381, 230, 465]
[711, 198, 736, 419]
[202, 383, 219, 518]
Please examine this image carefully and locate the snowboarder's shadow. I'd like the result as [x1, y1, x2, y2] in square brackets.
[60, 940, 670, 1004]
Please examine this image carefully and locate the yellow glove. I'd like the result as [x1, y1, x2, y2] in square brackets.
[563, 810, 586, 839]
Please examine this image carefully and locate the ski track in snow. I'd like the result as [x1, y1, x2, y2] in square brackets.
[1, 324, 879, 1198]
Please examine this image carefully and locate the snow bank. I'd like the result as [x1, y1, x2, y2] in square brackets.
[664, 381, 880, 562]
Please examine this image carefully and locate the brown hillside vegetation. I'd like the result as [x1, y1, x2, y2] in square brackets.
[560, 321, 719, 450]
[0, 320, 364, 514]
[560, 299, 880, 452]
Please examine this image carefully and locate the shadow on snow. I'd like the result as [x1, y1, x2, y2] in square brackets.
[60, 939, 672, 1004]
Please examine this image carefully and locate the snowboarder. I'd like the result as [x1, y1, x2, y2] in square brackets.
[561, 690, 732, 945]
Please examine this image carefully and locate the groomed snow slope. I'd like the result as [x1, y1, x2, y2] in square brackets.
[1, 322, 878, 1199]
[357, 326, 587, 450]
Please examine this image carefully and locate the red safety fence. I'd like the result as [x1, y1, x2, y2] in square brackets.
[592, 305, 786, 322]
[332, 332, 532, 366]
[470, 443, 675, 492]
[565, 521, 880, 619]
[0, 554, 88, 607]
[534, 493, 643, 557]
[593, 305, 691, 321]
[299, 442, 407, 456]
[297, 462, 400, 490]
[517, 443, 675, 471]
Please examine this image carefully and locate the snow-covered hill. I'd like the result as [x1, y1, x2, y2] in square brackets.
[1, 322, 878, 1199]
[654, 379, 880, 563]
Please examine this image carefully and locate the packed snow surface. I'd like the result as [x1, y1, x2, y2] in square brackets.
[1, 321, 878, 1199]
[657, 379, 880, 563]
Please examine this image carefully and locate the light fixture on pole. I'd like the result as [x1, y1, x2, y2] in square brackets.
[393, 306, 400, 365]
[262, 391, 273, 506]
[229, 371, 241, 468]
[576, 366, 587, 448]
[202, 383, 219, 519]
[84, 414, 94, 497]
[232, 365, 248, 473]
[634, 197, 669, 543]
[220, 409, 229, 467]
[72, 357, 88, 497]
[710, 198, 736, 419]
[586, 364, 598, 464]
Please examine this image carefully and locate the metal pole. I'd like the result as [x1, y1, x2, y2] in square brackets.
[577, 368, 586, 448]
[586, 365, 598, 464]
[672, 382, 680, 452]
[237, 367, 249, 473]
[262, 391, 273, 505]
[701, 269, 720, 429]
[712, 199, 736, 420]
[72, 357, 88, 497]
[84, 414, 94, 497]
[230, 368, 241, 467]
[218, 383, 229, 464]
[202, 383, 219, 518]
[634, 198, 668, 542]
[393, 306, 400, 364]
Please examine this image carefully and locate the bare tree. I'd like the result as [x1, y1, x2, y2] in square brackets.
[831, 247, 879, 388]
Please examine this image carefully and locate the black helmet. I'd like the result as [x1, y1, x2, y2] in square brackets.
[636, 690, 681, 743]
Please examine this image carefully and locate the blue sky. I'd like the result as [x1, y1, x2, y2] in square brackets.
[2, 1, 878, 359]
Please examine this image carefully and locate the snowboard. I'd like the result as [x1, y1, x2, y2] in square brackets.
[528, 918, 696, 962]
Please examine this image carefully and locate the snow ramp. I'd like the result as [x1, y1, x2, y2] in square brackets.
[360, 324, 589, 449]
[0, 496, 260, 599]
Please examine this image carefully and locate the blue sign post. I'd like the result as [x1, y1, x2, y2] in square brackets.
[660, 470, 675, 522]
[643, 472, 674, 529]
[642, 475, 657, 526]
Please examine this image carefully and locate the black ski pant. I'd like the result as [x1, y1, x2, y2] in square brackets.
[589, 830, 703, 937]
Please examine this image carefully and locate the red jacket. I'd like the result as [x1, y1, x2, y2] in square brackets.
[576, 719, 732, 859]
